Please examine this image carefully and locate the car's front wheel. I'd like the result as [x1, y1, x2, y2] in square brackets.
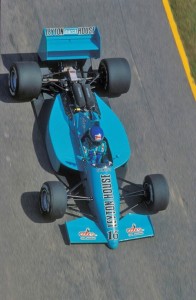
[143, 174, 169, 213]
[39, 181, 67, 220]
[8, 61, 42, 101]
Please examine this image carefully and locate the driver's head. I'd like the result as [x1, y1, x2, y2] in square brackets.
[89, 125, 104, 144]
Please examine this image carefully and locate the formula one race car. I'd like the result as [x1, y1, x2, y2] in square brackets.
[8, 26, 169, 249]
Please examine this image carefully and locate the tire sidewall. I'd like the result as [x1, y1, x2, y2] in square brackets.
[143, 174, 169, 213]
[39, 181, 67, 220]
[8, 61, 42, 101]
[98, 58, 131, 96]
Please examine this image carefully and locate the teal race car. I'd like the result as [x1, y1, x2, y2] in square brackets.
[8, 26, 169, 249]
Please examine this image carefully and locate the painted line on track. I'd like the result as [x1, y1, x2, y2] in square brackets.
[162, 0, 196, 100]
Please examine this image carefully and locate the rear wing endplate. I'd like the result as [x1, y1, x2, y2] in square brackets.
[38, 26, 101, 61]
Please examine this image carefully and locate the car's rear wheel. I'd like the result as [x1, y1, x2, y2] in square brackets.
[39, 181, 67, 220]
[143, 174, 169, 213]
[8, 61, 42, 101]
[98, 58, 131, 97]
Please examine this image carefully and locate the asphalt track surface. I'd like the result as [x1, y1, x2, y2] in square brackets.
[0, 1, 196, 299]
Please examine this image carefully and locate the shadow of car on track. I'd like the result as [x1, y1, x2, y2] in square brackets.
[20, 191, 54, 223]
[32, 120, 54, 175]
[121, 184, 157, 215]
[1, 53, 57, 173]
[58, 224, 70, 246]
[21, 190, 92, 247]
[2, 53, 38, 70]
[20, 192, 70, 245]
[0, 73, 14, 103]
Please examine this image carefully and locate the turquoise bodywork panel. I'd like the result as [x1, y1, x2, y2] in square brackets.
[46, 94, 80, 172]
[96, 94, 131, 168]
[86, 164, 120, 249]
[119, 214, 154, 242]
[66, 217, 107, 244]
[46, 94, 131, 172]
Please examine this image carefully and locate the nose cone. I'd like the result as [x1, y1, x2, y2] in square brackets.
[108, 239, 119, 250]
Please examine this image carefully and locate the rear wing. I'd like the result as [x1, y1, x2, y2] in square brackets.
[38, 26, 101, 61]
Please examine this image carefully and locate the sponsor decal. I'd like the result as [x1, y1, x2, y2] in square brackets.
[64, 28, 79, 35]
[104, 201, 117, 228]
[101, 174, 113, 200]
[45, 26, 95, 36]
[45, 27, 66, 36]
[78, 26, 95, 35]
[101, 174, 117, 232]
[79, 228, 97, 240]
[126, 224, 144, 237]
[108, 230, 118, 240]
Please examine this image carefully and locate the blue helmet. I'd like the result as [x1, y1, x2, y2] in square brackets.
[89, 125, 104, 143]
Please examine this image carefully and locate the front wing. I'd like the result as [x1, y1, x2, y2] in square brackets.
[65, 214, 154, 246]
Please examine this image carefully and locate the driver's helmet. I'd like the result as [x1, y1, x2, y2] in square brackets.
[89, 125, 104, 143]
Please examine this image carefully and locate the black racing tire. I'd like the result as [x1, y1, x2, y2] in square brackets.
[143, 174, 169, 213]
[39, 181, 67, 220]
[8, 61, 42, 101]
[98, 58, 131, 96]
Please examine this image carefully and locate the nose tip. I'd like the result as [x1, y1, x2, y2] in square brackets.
[108, 240, 119, 250]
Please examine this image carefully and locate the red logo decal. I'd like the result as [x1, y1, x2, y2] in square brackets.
[79, 228, 97, 240]
[126, 224, 144, 236]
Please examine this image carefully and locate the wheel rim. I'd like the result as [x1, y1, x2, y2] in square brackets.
[9, 68, 17, 95]
[40, 189, 50, 213]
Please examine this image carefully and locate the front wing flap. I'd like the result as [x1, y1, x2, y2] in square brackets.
[119, 213, 154, 242]
[65, 217, 107, 244]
